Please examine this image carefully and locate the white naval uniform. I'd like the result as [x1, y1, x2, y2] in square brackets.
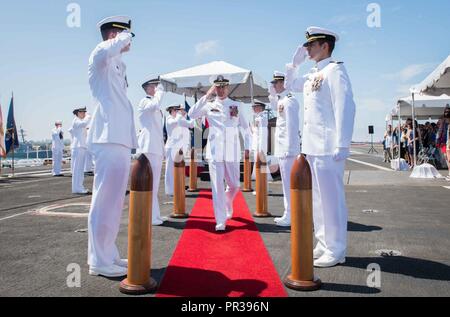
[84, 149, 94, 173]
[51, 127, 65, 176]
[286, 57, 356, 259]
[164, 113, 194, 196]
[87, 31, 138, 268]
[273, 90, 301, 221]
[188, 96, 250, 225]
[250, 111, 273, 182]
[69, 115, 91, 193]
[136, 88, 165, 223]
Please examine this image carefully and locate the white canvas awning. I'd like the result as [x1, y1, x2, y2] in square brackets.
[393, 94, 450, 120]
[413, 55, 450, 96]
[160, 61, 269, 103]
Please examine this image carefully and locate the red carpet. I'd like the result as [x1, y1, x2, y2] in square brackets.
[156, 189, 288, 297]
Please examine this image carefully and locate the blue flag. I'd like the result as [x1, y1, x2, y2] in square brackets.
[5, 95, 19, 154]
[185, 100, 196, 147]
[184, 100, 191, 120]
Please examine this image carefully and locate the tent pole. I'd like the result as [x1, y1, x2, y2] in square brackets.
[12, 129, 15, 177]
[250, 74, 253, 100]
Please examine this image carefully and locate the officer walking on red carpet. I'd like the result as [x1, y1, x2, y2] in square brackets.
[285, 26, 356, 268]
[188, 75, 250, 231]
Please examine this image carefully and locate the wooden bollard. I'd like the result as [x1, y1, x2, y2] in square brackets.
[171, 150, 188, 218]
[242, 149, 252, 192]
[284, 155, 321, 291]
[188, 148, 198, 192]
[120, 154, 157, 295]
[254, 151, 272, 218]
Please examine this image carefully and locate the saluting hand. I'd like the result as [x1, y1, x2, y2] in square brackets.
[206, 86, 217, 99]
[268, 84, 276, 97]
[292, 45, 308, 67]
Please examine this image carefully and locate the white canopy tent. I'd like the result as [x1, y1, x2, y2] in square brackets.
[391, 94, 450, 120]
[160, 61, 269, 103]
[413, 55, 450, 96]
[395, 55, 450, 172]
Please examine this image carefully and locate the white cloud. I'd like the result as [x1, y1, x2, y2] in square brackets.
[382, 63, 436, 83]
[195, 40, 219, 57]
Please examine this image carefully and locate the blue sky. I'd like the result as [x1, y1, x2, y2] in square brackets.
[0, 0, 449, 142]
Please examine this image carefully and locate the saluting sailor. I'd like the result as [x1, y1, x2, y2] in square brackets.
[69, 107, 91, 194]
[270, 71, 301, 227]
[51, 120, 65, 177]
[250, 99, 273, 190]
[136, 76, 167, 226]
[188, 75, 251, 231]
[164, 104, 195, 197]
[285, 27, 356, 267]
[87, 16, 137, 277]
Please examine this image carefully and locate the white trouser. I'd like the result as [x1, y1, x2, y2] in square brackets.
[164, 148, 174, 196]
[251, 151, 273, 182]
[71, 147, 87, 193]
[84, 150, 94, 172]
[208, 160, 240, 225]
[278, 156, 296, 220]
[144, 153, 163, 222]
[307, 155, 348, 259]
[52, 149, 63, 175]
[88, 144, 131, 267]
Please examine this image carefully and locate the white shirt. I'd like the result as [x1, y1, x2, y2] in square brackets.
[273, 90, 301, 157]
[51, 127, 65, 151]
[165, 113, 194, 152]
[188, 96, 250, 162]
[69, 116, 91, 149]
[285, 57, 356, 156]
[251, 111, 269, 154]
[87, 32, 138, 150]
[137, 90, 165, 156]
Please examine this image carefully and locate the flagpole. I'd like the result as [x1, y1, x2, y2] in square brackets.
[12, 128, 15, 177]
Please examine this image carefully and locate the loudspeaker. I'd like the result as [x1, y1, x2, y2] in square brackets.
[368, 126, 374, 135]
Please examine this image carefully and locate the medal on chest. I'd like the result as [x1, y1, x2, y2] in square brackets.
[311, 74, 324, 92]
[229, 105, 239, 118]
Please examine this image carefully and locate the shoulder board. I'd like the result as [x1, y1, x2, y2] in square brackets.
[330, 61, 344, 64]
[287, 93, 293, 98]
[146, 96, 152, 99]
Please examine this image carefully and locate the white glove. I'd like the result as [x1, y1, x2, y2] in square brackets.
[333, 148, 350, 161]
[156, 83, 164, 92]
[292, 45, 308, 67]
[268, 84, 276, 97]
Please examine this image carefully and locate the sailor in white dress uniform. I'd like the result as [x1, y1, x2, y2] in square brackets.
[250, 100, 273, 190]
[164, 104, 195, 196]
[285, 26, 356, 267]
[68, 107, 91, 194]
[136, 77, 167, 226]
[51, 121, 65, 176]
[87, 16, 137, 277]
[188, 75, 251, 231]
[270, 72, 301, 227]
